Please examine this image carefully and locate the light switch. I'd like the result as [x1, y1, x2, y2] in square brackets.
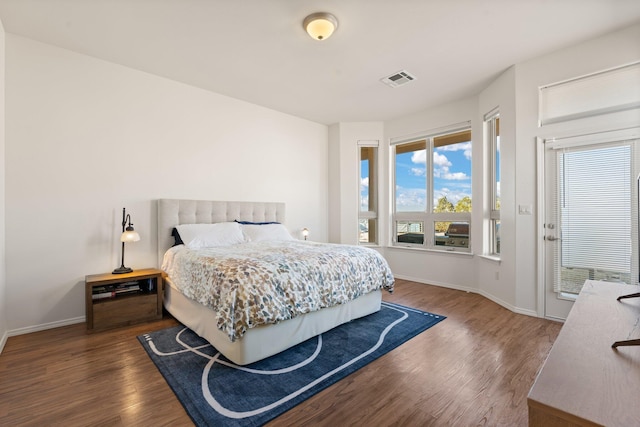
[519, 204, 533, 215]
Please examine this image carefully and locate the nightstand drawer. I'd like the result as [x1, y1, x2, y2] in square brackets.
[93, 294, 159, 328]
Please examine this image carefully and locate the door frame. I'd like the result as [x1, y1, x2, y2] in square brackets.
[536, 128, 640, 320]
[536, 137, 546, 318]
[536, 137, 574, 320]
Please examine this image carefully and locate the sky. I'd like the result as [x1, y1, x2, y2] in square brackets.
[360, 138, 502, 214]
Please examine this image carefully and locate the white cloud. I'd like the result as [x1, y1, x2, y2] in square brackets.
[411, 149, 427, 164]
[410, 167, 426, 176]
[360, 194, 369, 211]
[395, 186, 427, 212]
[433, 152, 451, 168]
[438, 141, 471, 152]
[360, 177, 370, 210]
[464, 146, 472, 160]
[433, 149, 469, 180]
[442, 171, 468, 180]
[437, 141, 472, 160]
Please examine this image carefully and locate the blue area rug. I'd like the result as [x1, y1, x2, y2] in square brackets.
[138, 301, 445, 426]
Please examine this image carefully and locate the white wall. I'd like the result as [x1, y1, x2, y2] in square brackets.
[5, 35, 328, 333]
[476, 66, 520, 312]
[0, 19, 7, 351]
[328, 124, 341, 244]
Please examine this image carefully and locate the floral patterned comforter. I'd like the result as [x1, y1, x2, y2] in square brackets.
[162, 241, 395, 341]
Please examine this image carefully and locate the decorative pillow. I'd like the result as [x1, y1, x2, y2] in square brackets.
[241, 223, 294, 242]
[234, 219, 280, 225]
[171, 228, 184, 246]
[175, 222, 246, 249]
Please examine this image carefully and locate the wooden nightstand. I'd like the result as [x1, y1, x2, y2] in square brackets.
[85, 268, 164, 331]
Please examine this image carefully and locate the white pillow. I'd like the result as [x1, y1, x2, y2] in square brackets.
[176, 222, 246, 249]
[242, 223, 294, 242]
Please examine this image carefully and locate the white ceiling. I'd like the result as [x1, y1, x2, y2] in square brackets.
[0, 0, 639, 125]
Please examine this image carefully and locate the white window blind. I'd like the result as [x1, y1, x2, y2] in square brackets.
[553, 141, 639, 292]
[540, 62, 640, 126]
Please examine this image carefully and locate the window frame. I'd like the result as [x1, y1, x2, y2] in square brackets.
[391, 123, 472, 252]
[358, 140, 379, 245]
[485, 109, 500, 256]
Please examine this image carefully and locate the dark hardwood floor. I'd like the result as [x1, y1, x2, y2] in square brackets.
[0, 280, 561, 426]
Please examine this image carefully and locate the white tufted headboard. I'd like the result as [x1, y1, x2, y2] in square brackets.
[157, 199, 286, 264]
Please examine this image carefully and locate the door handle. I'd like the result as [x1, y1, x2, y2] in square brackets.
[545, 236, 561, 241]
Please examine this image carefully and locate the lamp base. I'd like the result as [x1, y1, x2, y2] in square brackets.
[112, 266, 133, 275]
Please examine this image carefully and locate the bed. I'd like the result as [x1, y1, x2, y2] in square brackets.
[157, 199, 394, 365]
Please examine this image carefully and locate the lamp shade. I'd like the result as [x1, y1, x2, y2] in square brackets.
[303, 13, 338, 40]
[113, 207, 140, 274]
[121, 228, 140, 242]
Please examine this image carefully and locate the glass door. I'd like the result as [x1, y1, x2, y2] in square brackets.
[543, 135, 639, 320]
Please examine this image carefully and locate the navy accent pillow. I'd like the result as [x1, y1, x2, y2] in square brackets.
[171, 228, 184, 246]
[234, 219, 280, 225]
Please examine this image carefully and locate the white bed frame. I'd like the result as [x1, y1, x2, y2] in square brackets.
[157, 199, 382, 365]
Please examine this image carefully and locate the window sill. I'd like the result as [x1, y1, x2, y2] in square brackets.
[387, 245, 474, 257]
[359, 243, 382, 249]
[478, 254, 501, 264]
[558, 292, 578, 301]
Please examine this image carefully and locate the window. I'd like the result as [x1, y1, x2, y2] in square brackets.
[486, 111, 500, 255]
[359, 141, 378, 244]
[392, 125, 472, 251]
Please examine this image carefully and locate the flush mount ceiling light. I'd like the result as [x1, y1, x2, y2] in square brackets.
[303, 12, 338, 41]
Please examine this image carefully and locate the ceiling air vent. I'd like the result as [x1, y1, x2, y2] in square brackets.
[381, 70, 417, 88]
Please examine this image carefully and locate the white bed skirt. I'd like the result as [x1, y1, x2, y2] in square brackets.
[164, 278, 382, 365]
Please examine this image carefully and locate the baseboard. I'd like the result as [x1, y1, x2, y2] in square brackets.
[511, 306, 540, 318]
[0, 329, 8, 354]
[393, 274, 540, 318]
[7, 316, 85, 338]
[393, 274, 476, 294]
[476, 289, 538, 318]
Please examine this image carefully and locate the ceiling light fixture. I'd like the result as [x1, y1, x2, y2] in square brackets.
[303, 12, 338, 41]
